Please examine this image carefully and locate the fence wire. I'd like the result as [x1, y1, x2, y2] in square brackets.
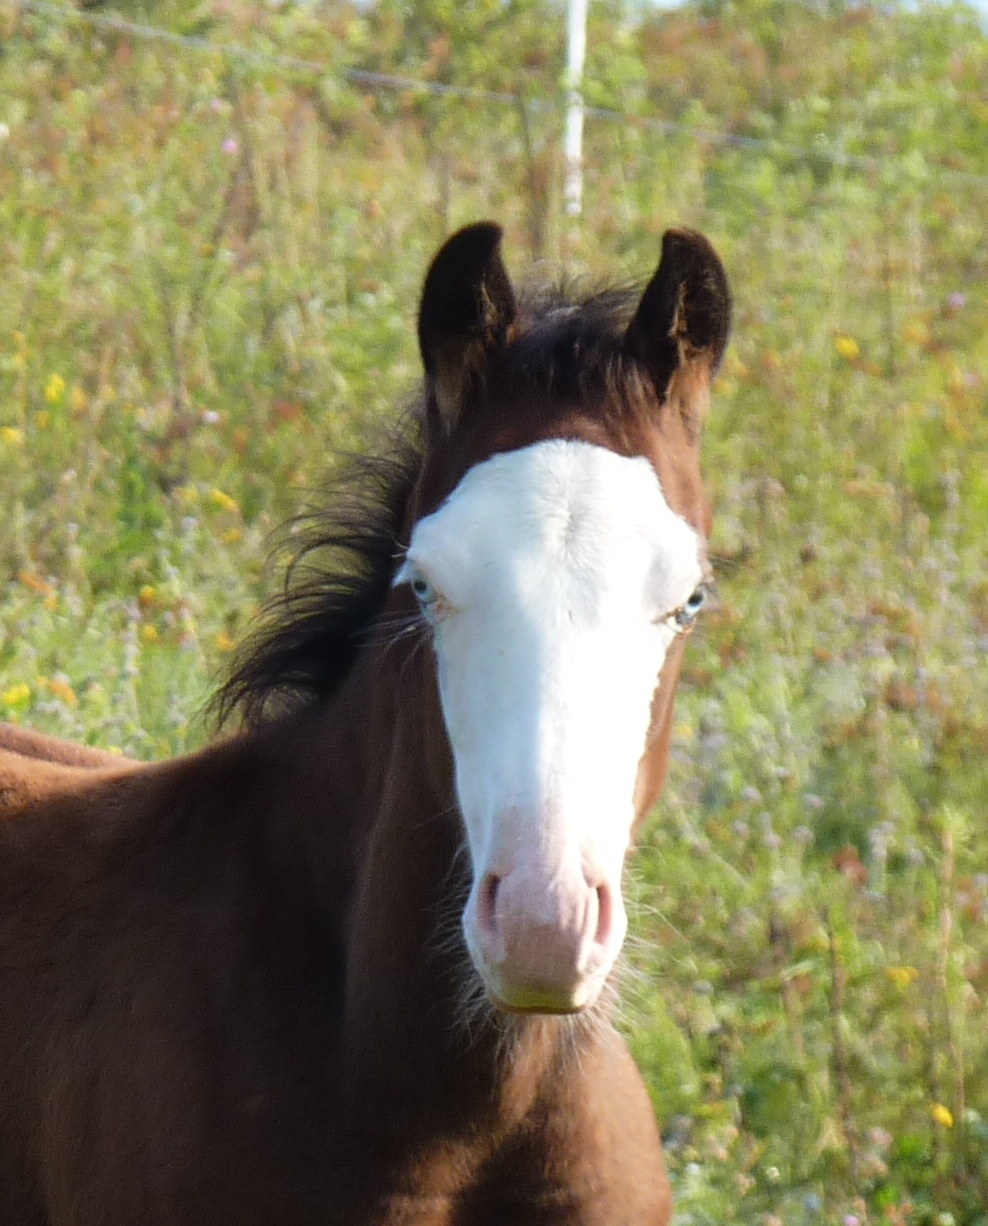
[11, 0, 988, 189]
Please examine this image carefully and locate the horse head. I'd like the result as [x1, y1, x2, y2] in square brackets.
[396, 223, 731, 1014]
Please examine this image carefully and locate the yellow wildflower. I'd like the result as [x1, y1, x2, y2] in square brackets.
[930, 1103, 954, 1128]
[140, 624, 159, 645]
[138, 585, 157, 609]
[901, 319, 931, 349]
[214, 631, 236, 653]
[0, 426, 24, 446]
[886, 966, 919, 988]
[44, 373, 66, 404]
[221, 528, 242, 545]
[172, 485, 200, 507]
[49, 677, 78, 707]
[208, 489, 239, 515]
[834, 335, 860, 361]
[1, 683, 31, 708]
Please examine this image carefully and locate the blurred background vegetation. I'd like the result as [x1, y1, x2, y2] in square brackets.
[1, 0, 988, 1221]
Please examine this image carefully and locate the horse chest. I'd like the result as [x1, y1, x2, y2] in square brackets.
[184, 1035, 670, 1226]
[321, 1035, 671, 1225]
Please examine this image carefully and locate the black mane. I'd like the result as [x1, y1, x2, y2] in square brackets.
[214, 282, 643, 729]
[212, 414, 425, 729]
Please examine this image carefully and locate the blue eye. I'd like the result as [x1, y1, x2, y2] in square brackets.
[673, 584, 708, 629]
[410, 572, 438, 607]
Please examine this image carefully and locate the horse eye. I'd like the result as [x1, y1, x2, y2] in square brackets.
[410, 573, 438, 606]
[673, 584, 708, 629]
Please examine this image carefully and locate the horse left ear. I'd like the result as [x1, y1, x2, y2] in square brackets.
[418, 222, 517, 438]
[624, 228, 731, 437]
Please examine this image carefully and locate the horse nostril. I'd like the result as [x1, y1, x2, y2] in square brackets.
[476, 872, 501, 939]
[592, 881, 613, 949]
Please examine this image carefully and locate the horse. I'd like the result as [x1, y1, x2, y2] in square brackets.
[0, 220, 730, 1225]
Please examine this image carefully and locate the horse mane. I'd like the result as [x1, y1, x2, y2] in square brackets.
[213, 281, 645, 730]
[212, 412, 425, 729]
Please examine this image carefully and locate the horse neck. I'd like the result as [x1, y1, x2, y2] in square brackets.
[286, 638, 577, 1125]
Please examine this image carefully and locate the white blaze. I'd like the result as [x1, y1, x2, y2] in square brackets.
[398, 440, 703, 1011]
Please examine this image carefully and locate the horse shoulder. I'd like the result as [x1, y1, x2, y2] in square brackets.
[0, 751, 154, 972]
[0, 723, 139, 770]
[0, 748, 140, 835]
[0, 743, 285, 1223]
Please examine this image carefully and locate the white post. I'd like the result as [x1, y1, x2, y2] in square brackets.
[564, 0, 588, 218]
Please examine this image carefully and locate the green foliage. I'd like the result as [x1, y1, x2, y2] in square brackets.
[2, 0, 988, 1220]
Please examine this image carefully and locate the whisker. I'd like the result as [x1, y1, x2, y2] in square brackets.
[412, 802, 462, 836]
[368, 613, 433, 677]
[372, 616, 422, 636]
[398, 629, 431, 682]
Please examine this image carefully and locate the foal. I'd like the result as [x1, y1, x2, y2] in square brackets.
[0, 221, 730, 1225]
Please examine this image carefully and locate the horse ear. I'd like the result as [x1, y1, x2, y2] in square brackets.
[625, 228, 731, 436]
[418, 222, 517, 437]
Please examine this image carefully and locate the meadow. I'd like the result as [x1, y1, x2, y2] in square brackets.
[2, 1, 988, 1221]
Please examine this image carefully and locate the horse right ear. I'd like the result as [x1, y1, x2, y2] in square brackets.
[418, 222, 517, 438]
[624, 228, 731, 438]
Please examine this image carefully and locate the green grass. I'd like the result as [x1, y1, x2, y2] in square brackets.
[2, 2, 988, 1221]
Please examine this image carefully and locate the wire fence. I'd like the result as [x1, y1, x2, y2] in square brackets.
[11, 0, 988, 189]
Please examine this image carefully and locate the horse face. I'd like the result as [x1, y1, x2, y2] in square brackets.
[397, 438, 706, 1013]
